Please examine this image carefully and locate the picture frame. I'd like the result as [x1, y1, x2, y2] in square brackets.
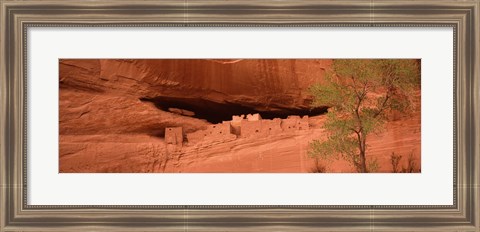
[1, 0, 478, 231]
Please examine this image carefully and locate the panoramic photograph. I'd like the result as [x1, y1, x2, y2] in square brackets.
[59, 59, 421, 173]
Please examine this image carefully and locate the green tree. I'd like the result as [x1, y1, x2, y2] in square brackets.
[308, 59, 420, 173]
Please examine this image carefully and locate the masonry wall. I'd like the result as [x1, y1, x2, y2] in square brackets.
[186, 121, 235, 144]
[262, 118, 283, 135]
[281, 115, 309, 132]
[246, 113, 262, 121]
[230, 115, 243, 136]
[297, 116, 309, 130]
[281, 117, 298, 132]
[204, 122, 231, 140]
[240, 120, 264, 138]
[165, 127, 183, 146]
[186, 114, 309, 145]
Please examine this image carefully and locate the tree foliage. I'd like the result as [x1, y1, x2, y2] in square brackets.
[308, 59, 420, 173]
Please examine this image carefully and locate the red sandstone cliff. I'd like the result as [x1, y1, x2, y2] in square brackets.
[59, 59, 420, 173]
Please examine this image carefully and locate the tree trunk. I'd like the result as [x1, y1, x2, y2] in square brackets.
[358, 134, 368, 173]
[359, 150, 368, 173]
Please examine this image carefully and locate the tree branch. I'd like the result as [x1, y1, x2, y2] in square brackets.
[349, 75, 362, 100]
[373, 85, 393, 118]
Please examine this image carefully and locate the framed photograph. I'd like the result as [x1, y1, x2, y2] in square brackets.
[1, 0, 478, 231]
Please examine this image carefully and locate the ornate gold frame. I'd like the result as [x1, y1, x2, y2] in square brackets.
[1, 0, 479, 231]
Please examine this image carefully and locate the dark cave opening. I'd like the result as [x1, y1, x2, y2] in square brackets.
[140, 96, 328, 124]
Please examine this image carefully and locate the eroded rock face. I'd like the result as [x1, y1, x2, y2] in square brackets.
[59, 59, 421, 173]
[59, 89, 210, 136]
[60, 59, 331, 115]
[59, 112, 421, 173]
[59, 59, 332, 135]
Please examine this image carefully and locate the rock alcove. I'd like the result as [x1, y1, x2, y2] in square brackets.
[139, 96, 328, 124]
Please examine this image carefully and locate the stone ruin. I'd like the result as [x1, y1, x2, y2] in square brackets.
[164, 113, 309, 146]
[165, 127, 183, 147]
[186, 121, 236, 144]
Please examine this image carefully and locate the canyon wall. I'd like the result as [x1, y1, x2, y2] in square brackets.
[59, 59, 421, 173]
[60, 59, 331, 136]
[60, 59, 331, 111]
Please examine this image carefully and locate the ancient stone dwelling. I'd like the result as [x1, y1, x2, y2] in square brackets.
[165, 113, 309, 146]
[165, 127, 183, 147]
